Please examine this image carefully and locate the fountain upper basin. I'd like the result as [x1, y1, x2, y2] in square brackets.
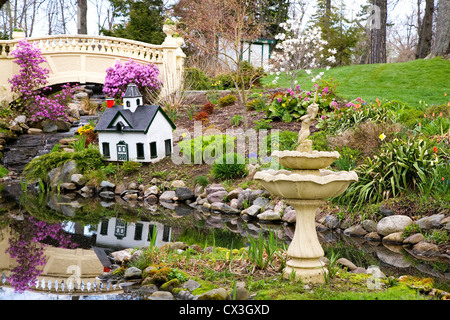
[273, 150, 340, 170]
[254, 169, 358, 200]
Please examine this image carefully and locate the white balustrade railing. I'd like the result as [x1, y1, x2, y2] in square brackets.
[1, 271, 122, 295]
[0, 34, 165, 63]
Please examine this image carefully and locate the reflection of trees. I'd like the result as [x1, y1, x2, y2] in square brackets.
[6, 216, 77, 293]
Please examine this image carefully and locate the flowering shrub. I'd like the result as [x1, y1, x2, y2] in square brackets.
[269, 20, 336, 89]
[6, 216, 76, 292]
[266, 85, 334, 122]
[103, 59, 162, 101]
[8, 40, 73, 122]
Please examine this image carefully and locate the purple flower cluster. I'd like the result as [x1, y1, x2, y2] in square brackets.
[8, 40, 74, 122]
[103, 59, 162, 98]
[6, 216, 77, 293]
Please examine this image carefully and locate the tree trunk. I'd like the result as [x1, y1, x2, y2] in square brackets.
[430, 0, 450, 57]
[416, 0, 434, 59]
[369, 0, 387, 64]
[77, 0, 87, 34]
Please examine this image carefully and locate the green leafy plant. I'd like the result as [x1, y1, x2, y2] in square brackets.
[194, 175, 209, 187]
[218, 94, 237, 108]
[335, 138, 449, 209]
[210, 153, 248, 180]
[178, 134, 236, 164]
[253, 119, 272, 130]
[122, 160, 142, 174]
[230, 115, 243, 126]
[247, 230, 286, 271]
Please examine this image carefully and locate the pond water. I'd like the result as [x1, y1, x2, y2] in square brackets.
[1, 182, 449, 300]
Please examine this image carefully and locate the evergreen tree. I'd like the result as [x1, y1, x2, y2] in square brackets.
[310, 0, 363, 66]
[100, 0, 165, 45]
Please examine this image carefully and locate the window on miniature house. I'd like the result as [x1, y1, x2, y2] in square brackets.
[148, 224, 155, 241]
[136, 98, 141, 105]
[150, 142, 157, 159]
[134, 223, 143, 241]
[102, 142, 110, 158]
[164, 139, 172, 156]
[126, 100, 131, 108]
[136, 143, 144, 159]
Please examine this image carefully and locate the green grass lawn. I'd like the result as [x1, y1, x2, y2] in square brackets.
[261, 57, 450, 108]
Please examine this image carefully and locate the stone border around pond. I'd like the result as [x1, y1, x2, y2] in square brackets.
[44, 168, 450, 263]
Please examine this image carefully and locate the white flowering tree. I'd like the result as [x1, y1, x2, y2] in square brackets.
[268, 19, 337, 90]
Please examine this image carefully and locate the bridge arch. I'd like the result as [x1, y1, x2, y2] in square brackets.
[0, 33, 185, 103]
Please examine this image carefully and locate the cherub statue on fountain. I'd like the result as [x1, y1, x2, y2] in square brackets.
[296, 90, 319, 153]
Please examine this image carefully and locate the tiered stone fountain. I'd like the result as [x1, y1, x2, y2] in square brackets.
[254, 96, 358, 283]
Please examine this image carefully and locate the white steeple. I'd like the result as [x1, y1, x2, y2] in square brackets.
[123, 83, 143, 112]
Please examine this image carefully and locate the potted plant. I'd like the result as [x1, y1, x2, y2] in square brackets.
[12, 28, 25, 40]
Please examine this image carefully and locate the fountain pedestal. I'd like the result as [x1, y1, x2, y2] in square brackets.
[283, 199, 327, 283]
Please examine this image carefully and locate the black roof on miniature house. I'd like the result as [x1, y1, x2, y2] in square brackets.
[94, 104, 176, 133]
[123, 83, 142, 98]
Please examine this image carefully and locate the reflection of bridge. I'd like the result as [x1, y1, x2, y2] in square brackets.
[0, 32, 185, 102]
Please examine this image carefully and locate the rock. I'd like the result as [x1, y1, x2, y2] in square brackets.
[366, 266, 386, 279]
[144, 185, 159, 197]
[175, 187, 194, 201]
[241, 204, 262, 217]
[150, 291, 174, 300]
[273, 200, 286, 214]
[316, 223, 327, 231]
[160, 279, 181, 292]
[145, 194, 158, 204]
[124, 267, 142, 279]
[169, 242, 188, 251]
[253, 196, 269, 208]
[336, 258, 357, 271]
[364, 232, 381, 242]
[324, 215, 340, 230]
[205, 184, 226, 195]
[27, 128, 42, 134]
[343, 224, 367, 237]
[403, 233, 425, 245]
[60, 182, 77, 191]
[229, 199, 239, 209]
[99, 191, 115, 200]
[377, 215, 413, 236]
[42, 122, 58, 133]
[210, 202, 240, 214]
[111, 249, 132, 264]
[160, 190, 176, 202]
[361, 219, 378, 233]
[282, 208, 296, 224]
[114, 183, 127, 195]
[257, 210, 282, 221]
[140, 284, 159, 296]
[227, 188, 243, 200]
[233, 282, 248, 300]
[380, 205, 395, 217]
[198, 288, 228, 300]
[70, 174, 85, 188]
[14, 115, 26, 123]
[99, 180, 116, 190]
[207, 190, 228, 203]
[80, 186, 94, 194]
[416, 214, 445, 230]
[170, 180, 186, 188]
[75, 91, 89, 99]
[194, 185, 205, 197]
[382, 232, 404, 244]
[183, 279, 201, 292]
[412, 242, 440, 256]
[440, 216, 450, 226]
[352, 267, 367, 274]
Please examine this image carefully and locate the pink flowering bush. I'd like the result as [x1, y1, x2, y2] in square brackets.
[6, 216, 77, 293]
[103, 59, 162, 102]
[8, 40, 74, 122]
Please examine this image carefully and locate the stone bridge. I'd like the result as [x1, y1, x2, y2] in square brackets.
[0, 30, 185, 102]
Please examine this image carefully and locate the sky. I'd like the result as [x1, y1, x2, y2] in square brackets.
[31, 0, 411, 37]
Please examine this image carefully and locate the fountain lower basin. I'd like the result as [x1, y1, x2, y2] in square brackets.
[254, 169, 358, 200]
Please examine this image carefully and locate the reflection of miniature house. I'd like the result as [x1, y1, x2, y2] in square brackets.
[94, 84, 176, 162]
